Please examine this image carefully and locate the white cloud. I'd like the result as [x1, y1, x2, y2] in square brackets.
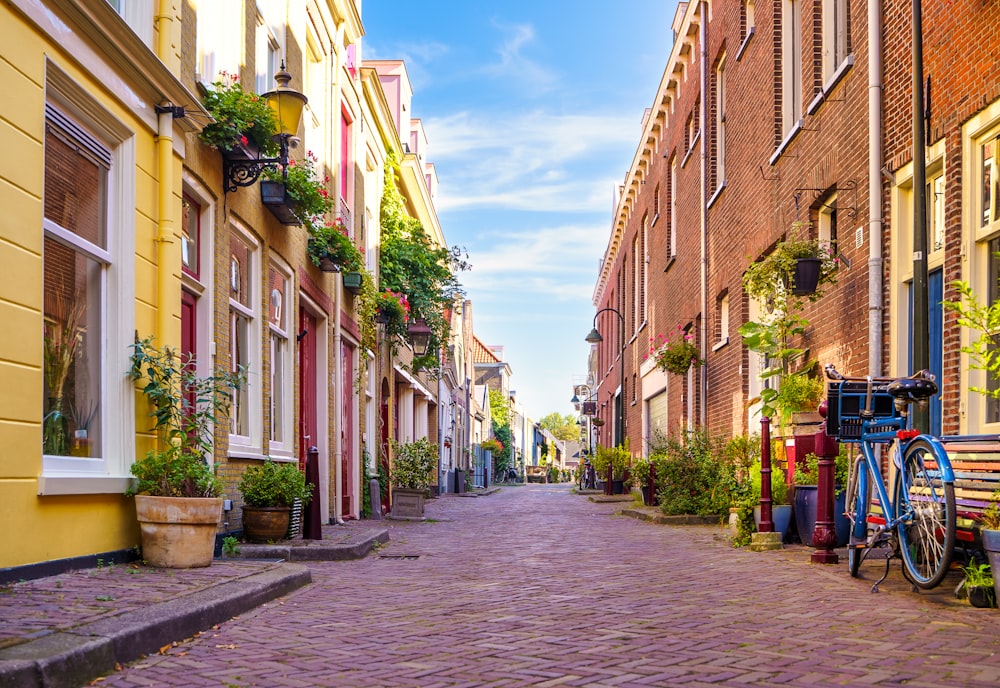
[482, 21, 556, 93]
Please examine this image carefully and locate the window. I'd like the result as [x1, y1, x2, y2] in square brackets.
[640, 215, 647, 326]
[268, 262, 293, 454]
[822, 0, 849, 82]
[646, 390, 667, 451]
[973, 129, 1000, 426]
[229, 230, 262, 453]
[781, 0, 803, 135]
[715, 53, 727, 189]
[715, 292, 730, 347]
[685, 112, 694, 153]
[255, 8, 280, 94]
[181, 195, 201, 280]
[41, 96, 133, 489]
[929, 171, 945, 254]
[653, 183, 661, 219]
[669, 155, 678, 258]
[106, 0, 153, 46]
[632, 234, 640, 334]
[742, 0, 756, 40]
[196, 0, 240, 82]
[818, 193, 839, 257]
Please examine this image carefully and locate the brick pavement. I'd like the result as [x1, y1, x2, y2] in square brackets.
[80, 486, 1000, 686]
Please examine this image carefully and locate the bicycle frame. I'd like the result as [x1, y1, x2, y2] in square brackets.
[850, 416, 955, 543]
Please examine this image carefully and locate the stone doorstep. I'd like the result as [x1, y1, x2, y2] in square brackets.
[0, 564, 311, 688]
[235, 527, 389, 561]
[618, 507, 723, 526]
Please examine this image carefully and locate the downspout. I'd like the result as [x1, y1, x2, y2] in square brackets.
[331, 21, 347, 525]
[156, 107, 177, 345]
[698, 0, 709, 426]
[155, 2, 180, 345]
[332, 274, 345, 524]
[868, 0, 884, 376]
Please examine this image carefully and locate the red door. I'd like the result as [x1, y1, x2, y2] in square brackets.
[181, 290, 198, 410]
[298, 310, 317, 472]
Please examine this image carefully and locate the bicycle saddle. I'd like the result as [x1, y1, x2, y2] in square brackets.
[886, 376, 938, 400]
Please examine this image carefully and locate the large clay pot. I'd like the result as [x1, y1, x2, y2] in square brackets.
[134, 496, 222, 568]
[242, 506, 292, 543]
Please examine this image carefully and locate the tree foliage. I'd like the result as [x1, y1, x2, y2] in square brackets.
[538, 412, 579, 441]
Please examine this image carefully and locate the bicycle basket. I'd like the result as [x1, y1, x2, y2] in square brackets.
[826, 379, 900, 440]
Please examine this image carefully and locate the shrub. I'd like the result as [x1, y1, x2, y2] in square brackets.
[391, 438, 438, 490]
[199, 73, 278, 156]
[238, 459, 314, 508]
[652, 429, 731, 516]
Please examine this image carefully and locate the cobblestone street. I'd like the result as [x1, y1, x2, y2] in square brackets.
[102, 484, 1000, 687]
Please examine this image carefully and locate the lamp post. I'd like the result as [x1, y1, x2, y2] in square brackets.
[585, 307, 625, 496]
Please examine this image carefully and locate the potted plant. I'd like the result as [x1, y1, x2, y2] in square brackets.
[306, 221, 364, 273]
[198, 72, 278, 158]
[594, 443, 629, 494]
[791, 448, 850, 546]
[654, 326, 703, 375]
[262, 151, 333, 226]
[978, 492, 1000, 606]
[630, 456, 655, 505]
[389, 437, 438, 519]
[238, 459, 314, 543]
[481, 437, 503, 454]
[963, 560, 996, 608]
[127, 336, 246, 568]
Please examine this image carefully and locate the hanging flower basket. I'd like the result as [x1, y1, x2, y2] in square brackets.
[790, 257, 823, 296]
[654, 328, 703, 375]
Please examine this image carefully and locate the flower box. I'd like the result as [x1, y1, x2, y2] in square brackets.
[342, 271, 363, 294]
[260, 180, 301, 225]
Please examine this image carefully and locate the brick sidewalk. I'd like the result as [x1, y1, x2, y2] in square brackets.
[86, 483, 1000, 687]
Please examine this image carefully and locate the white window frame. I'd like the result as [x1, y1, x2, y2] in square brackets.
[38, 79, 135, 496]
[108, 0, 154, 47]
[715, 52, 727, 189]
[196, 0, 242, 84]
[715, 292, 730, 350]
[822, 0, 849, 83]
[960, 101, 1000, 433]
[228, 226, 264, 457]
[781, 0, 803, 136]
[268, 258, 294, 457]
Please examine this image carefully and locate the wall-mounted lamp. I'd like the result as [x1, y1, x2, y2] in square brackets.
[223, 63, 308, 193]
[407, 319, 432, 357]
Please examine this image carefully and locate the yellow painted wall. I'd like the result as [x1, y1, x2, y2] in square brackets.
[0, 3, 170, 568]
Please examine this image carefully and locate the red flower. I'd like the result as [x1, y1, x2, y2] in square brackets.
[240, 134, 249, 146]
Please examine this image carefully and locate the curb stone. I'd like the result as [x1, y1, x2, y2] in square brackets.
[0, 564, 311, 688]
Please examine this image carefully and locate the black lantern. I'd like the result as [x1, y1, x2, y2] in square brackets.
[407, 319, 432, 357]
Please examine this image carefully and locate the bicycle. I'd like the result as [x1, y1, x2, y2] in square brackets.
[495, 467, 518, 484]
[825, 364, 957, 591]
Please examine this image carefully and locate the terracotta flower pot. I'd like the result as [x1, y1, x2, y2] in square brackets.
[242, 506, 292, 543]
[134, 495, 222, 568]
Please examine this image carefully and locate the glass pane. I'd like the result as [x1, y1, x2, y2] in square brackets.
[230, 235, 251, 308]
[988, 239, 1000, 424]
[181, 196, 200, 277]
[231, 311, 250, 436]
[44, 129, 107, 249]
[43, 238, 102, 457]
[984, 138, 997, 228]
[268, 268, 285, 328]
[929, 174, 945, 252]
[271, 332, 285, 443]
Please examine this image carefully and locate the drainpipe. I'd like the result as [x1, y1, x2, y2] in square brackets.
[332, 274, 345, 524]
[156, 106, 177, 345]
[698, 0, 709, 426]
[868, 0, 884, 376]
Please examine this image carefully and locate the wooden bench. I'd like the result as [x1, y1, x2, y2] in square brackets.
[942, 438, 1000, 546]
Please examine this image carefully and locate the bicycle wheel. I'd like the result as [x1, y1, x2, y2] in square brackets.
[892, 438, 956, 589]
[846, 456, 870, 578]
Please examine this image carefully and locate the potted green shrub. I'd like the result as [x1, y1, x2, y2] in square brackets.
[594, 443, 629, 494]
[630, 456, 655, 505]
[963, 560, 996, 608]
[390, 438, 438, 519]
[306, 221, 364, 273]
[128, 336, 245, 568]
[238, 459, 314, 542]
[262, 151, 334, 226]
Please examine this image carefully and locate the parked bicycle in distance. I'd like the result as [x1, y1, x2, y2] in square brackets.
[825, 364, 957, 591]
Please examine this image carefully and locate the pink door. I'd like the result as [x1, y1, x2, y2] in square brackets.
[341, 340, 355, 518]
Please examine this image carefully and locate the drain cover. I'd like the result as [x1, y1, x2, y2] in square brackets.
[377, 554, 420, 560]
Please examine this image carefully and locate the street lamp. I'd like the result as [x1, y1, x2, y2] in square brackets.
[585, 307, 625, 496]
[407, 318, 432, 357]
[223, 63, 308, 192]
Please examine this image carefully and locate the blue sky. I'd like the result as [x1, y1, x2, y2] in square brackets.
[363, 1, 679, 421]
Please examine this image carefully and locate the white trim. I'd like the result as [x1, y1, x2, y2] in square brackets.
[394, 364, 435, 399]
[37, 475, 134, 496]
[228, 224, 263, 454]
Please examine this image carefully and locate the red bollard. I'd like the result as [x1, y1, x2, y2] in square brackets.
[303, 446, 323, 540]
[811, 403, 839, 564]
[759, 416, 774, 533]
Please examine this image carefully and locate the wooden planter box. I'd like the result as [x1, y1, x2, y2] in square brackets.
[342, 271, 363, 294]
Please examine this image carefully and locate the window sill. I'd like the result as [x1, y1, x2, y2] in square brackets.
[708, 181, 727, 209]
[769, 119, 804, 165]
[228, 447, 267, 461]
[664, 255, 676, 273]
[807, 55, 854, 116]
[682, 131, 700, 168]
[712, 337, 729, 353]
[37, 474, 134, 496]
[735, 27, 755, 62]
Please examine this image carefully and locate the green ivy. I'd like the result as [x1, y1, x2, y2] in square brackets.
[238, 459, 314, 508]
